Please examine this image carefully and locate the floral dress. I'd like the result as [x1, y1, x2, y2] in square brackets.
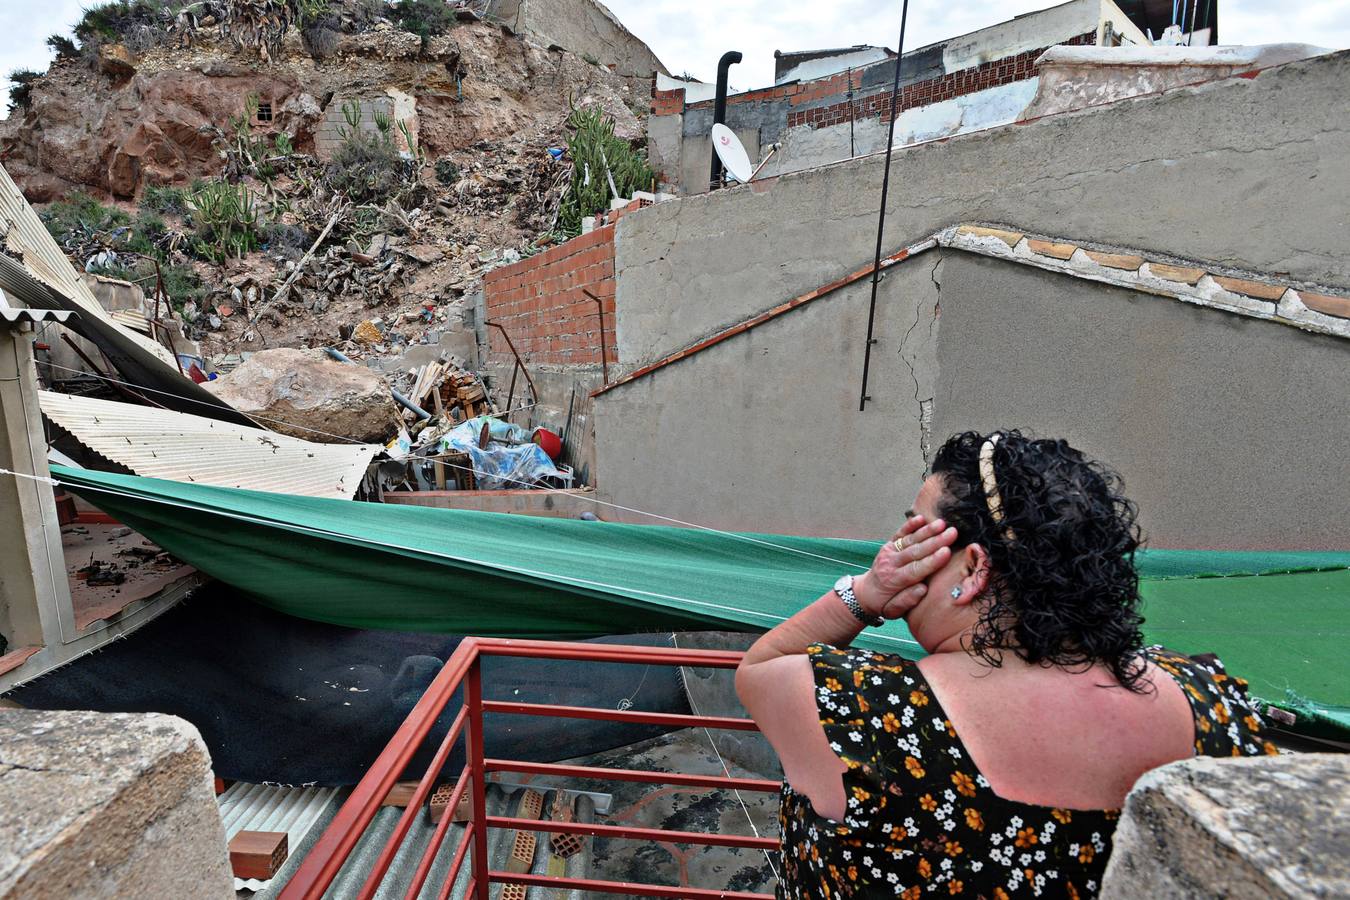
[777, 644, 1277, 899]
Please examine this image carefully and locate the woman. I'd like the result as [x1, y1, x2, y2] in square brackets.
[736, 430, 1276, 899]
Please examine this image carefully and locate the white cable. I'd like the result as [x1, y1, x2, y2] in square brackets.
[38, 361, 869, 571]
[0, 465, 920, 651]
[671, 633, 782, 885]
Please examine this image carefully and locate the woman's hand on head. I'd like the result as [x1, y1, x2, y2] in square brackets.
[858, 515, 958, 620]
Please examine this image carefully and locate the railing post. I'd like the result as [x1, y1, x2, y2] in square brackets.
[465, 657, 490, 900]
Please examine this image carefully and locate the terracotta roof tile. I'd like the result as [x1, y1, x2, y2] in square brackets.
[1084, 250, 1144, 271]
[1212, 275, 1288, 302]
[1146, 263, 1206, 285]
[1297, 291, 1350, 320]
[1026, 239, 1077, 260]
[957, 225, 1024, 247]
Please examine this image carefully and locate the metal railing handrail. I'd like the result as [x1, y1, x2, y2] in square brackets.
[279, 636, 781, 900]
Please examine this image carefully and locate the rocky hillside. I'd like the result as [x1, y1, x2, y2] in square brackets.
[3, 0, 652, 365]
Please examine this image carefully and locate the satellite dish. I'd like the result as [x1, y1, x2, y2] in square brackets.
[711, 123, 753, 183]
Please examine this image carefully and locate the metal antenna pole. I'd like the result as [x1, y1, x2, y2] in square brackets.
[858, 0, 911, 412]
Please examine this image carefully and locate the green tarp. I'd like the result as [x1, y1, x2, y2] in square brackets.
[53, 465, 1350, 739]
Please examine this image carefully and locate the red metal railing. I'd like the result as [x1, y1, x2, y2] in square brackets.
[279, 637, 780, 900]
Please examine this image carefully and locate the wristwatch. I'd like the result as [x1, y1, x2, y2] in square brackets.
[834, 574, 884, 627]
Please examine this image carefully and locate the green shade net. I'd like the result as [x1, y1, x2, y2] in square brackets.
[52, 466, 1350, 740]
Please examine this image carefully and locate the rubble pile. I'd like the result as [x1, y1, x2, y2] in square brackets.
[4, 5, 648, 367]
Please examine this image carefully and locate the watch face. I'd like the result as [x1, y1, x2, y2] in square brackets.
[834, 574, 853, 593]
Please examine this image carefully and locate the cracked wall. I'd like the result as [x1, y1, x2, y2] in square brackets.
[931, 255, 1350, 550]
[595, 248, 1349, 545]
[614, 49, 1350, 371]
[594, 262, 939, 538]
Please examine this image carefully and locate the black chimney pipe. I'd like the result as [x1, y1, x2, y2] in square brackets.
[709, 50, 742, 190]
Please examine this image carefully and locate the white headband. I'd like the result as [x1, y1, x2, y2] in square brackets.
[978, 433, 1016, 542]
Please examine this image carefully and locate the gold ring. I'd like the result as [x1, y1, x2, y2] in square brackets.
[893, 537, 907, 552]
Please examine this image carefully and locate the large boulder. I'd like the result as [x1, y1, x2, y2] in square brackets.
[1101, 752, 1349, 899]
[205, 348, 399, 443]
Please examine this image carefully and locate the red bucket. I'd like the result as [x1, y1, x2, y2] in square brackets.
[532, 427, 563, 460]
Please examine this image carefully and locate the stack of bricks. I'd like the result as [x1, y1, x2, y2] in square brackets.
[482, 219, 625, 368]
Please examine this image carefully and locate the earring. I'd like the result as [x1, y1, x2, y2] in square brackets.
[950, 586, 963, 599]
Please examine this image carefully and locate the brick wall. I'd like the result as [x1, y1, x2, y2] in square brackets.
[652, 88, 685, 116]
[788, 32, 1096, 129]
[483, 203, 651, 367]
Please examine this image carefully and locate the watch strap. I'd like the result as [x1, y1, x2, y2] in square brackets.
[835, 575, 884, 627]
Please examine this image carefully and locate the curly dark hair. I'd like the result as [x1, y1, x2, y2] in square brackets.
[929, 430, 1148, 692]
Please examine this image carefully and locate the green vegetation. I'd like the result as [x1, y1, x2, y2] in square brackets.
[141, 183, 190, 216]
[7, 69, 41, 113]
[187, 179, 263, 262]
[46, 34, 79, 59]
[325, 99, 424, 209]
[73, 1, 159, 47]
[41, 192, 130, 243]
[390, 0, 458, 49]
[434, 158, 460, 186]
[557, 105, 655, 237]
[41, 189, 207, 313]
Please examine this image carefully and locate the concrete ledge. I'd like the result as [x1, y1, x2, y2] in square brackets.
[1101, 753, 1349, 899]
[0, 709, 233, 899]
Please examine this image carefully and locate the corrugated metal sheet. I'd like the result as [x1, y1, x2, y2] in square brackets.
[40, 391, 380, 500]
[0, 163, 254, 427]
[256, 784, 595, 900]
[218, 782, 339, 892]
[0, 164, 174, 366]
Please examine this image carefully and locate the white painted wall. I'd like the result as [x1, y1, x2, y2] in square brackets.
[936, 0, 1101, 72]
[891, 79, 1041, 146]
[656, 72, 716, 104]
[775, 47, 892, 85]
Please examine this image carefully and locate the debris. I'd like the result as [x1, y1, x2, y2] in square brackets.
[352, 320, 383, 344]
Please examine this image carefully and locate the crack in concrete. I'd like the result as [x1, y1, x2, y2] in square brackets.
[897, 252, 942, 465]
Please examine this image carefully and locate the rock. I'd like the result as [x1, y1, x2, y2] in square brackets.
[352, 320, 383, 344]
[400, 244, 444, 265]
[204, 348, 400, 443]
[0, 709, 233, 899]
[1101, 753, 1349, 899]
[98, 44, 137, 81]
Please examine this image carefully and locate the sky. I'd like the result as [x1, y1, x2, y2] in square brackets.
[2, 0, 1349, 111]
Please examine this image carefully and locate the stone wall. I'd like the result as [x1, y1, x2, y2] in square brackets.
[0, 709, 232, 899]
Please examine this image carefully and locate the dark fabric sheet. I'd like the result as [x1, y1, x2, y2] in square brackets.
[5, 584, 691, 785]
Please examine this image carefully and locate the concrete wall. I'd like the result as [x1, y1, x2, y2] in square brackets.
[490, 0, 666, 78]
[597, 261, 939, 537]
[616, 49, 1350, 369]
[0, 709, 233, 899]
[596, 242, 1350, 548]
[928, 254, 1350, 550]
